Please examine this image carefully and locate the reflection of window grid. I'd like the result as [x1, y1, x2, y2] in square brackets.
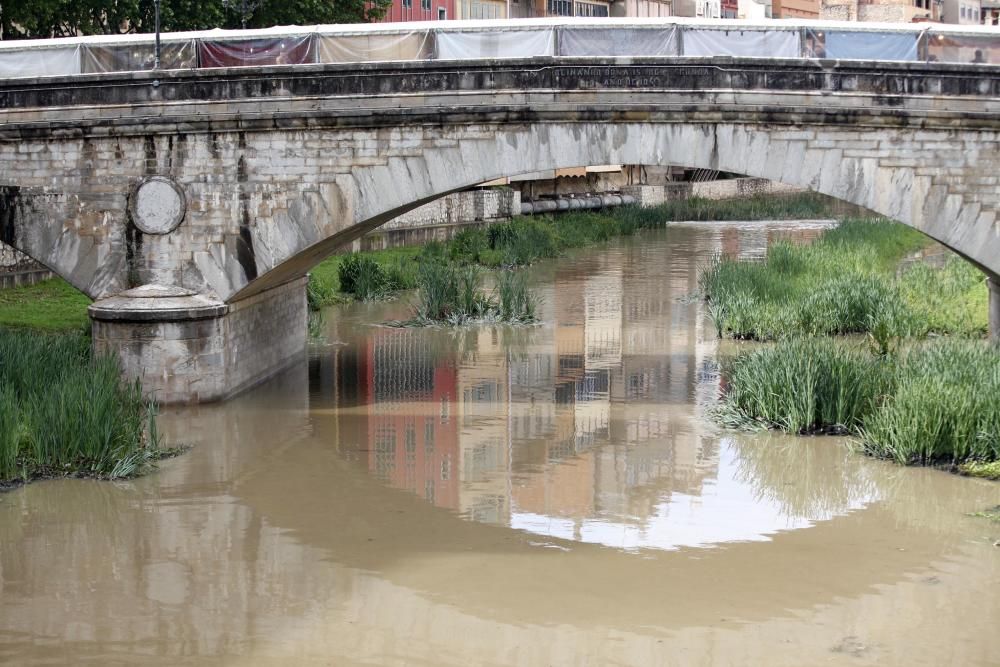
[374, 427, 396, 480]
[470, 495, 505, 524]
[373, 330, 434, 402]
[425, 478, 435, 503]
[404, 422, 417, 489]
[405, 422, 417, 454]
[424, 418, 435, 454]
[441, 454, 451, 480]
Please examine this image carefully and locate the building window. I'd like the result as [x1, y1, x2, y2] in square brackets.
[421, 0, 431, 9]
[548, 0, 574, 15]
[438, 6, 447, 17]
[403, 0, 412, 7]
[575, 1, 610, 15]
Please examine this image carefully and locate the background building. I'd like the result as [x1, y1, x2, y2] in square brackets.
[820, 0, 940, 21]
[772, 0, 819, 18]
[942, 0, 982, 22]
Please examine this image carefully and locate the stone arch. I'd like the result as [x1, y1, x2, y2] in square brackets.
[0, 185, 125, 299]
[231, 121, 1000, 301]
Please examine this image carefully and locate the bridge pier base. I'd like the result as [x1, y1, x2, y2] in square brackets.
[89, 278, 308, 404]
[990, 277, 1000, 342]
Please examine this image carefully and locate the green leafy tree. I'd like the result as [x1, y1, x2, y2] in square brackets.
[2, 0, 390, 40]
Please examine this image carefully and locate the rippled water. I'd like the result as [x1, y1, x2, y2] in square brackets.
[1, 221, 998, 666]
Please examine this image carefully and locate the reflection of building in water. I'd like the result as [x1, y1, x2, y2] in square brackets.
[320, 226, 865, 545]
[325, 327, 463, 511]
[456, 328, 511, 524]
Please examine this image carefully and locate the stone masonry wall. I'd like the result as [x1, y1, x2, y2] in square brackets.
[224, 277, 307, 399]
[379, 188, 520, 231]
[623, 178, 807, 207]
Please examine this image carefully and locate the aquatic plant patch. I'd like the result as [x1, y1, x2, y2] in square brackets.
[397, 264, 539, 327]
[0, 330, 165, 486]
[719, 338, 1000, 470]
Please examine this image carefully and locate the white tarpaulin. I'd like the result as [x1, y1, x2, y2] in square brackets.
[682, 29, 800, 58]
[820, 31, 919, 61]
[927, 34, 999, 64]
[435, 29, 555, 60]
[198, 34, 314, 68]
[0, 46, 80, 78]
[81, 41, 197, 73]
[559, 26, 679, 57]
[318, 31, 432, 63]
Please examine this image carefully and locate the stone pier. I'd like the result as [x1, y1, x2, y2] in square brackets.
[89, 279, 307, 404]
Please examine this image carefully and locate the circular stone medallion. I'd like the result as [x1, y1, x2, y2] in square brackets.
[130, 176, 186, 235]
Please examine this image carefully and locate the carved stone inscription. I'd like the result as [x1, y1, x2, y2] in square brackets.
[555, 67, 691, 88]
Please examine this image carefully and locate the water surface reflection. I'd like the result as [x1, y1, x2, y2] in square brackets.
[2, 221, 998, 666]
[314, 222, 877, 550]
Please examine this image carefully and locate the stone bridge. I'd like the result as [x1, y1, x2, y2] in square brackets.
[1, 56, 999, 402]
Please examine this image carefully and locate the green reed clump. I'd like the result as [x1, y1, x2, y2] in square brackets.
[721, 338, 892, 434]
[719, 338, 1000, 470]
[496, 270, 538, 323]
[414, 261, 460, 321]
[337, 253, 405, 301]
[700, 219, 981, 341]
[449, 227, 489, 263]
[0, 330, 162, 486]
[410, 261, 538, 326]
[860, 341, 1000, 465]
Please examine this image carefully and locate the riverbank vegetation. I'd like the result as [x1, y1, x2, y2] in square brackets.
[719, 339, 1000, 471]
[0, 330, 165, 488]
[309, 192, 839, 309]
[701, 218, 989, 341]
[707, 218, 998, 473]
[0, 278, 91, 332]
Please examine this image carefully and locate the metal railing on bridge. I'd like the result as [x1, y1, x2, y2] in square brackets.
[0, 17, 997, 80]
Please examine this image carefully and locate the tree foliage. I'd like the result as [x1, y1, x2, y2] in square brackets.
[1, 0, 392, 40]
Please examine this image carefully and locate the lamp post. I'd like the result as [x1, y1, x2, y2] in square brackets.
[154, 0, 161, 69]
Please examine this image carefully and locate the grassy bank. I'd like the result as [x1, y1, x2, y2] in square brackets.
[0, 278, 91, 332]
[700, 219, 989, 341]
[720, 338, 1000, 469]
[0, 330, 166, 487]
[310, 192, 838, 308]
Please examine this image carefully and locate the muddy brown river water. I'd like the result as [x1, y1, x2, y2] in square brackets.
[1, 222, 998, 666]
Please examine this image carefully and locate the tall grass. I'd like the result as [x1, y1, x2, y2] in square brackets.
[700, 219, 987, 340]
[860, 342, 1000, 465]
[0, 330, 161, 485]
[721, 338, 892, 434]
[720, 338, 1000, 468]
[410, 262, 537, 326]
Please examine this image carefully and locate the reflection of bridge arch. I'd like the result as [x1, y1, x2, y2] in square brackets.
[1, 56, 997, 400]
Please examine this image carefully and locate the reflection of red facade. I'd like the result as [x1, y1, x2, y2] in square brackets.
[363, 330, 461, 511]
